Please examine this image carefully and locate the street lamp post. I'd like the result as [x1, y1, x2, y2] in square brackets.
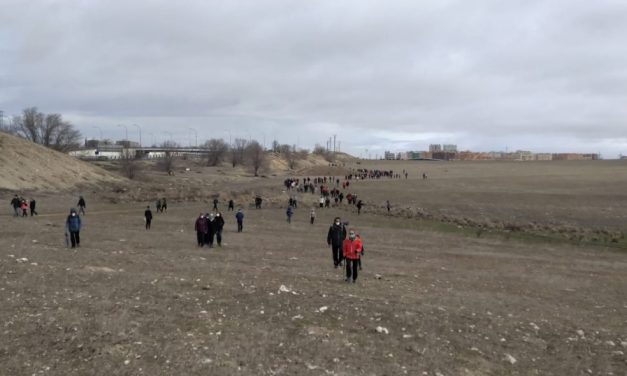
[188, 128, 198, 147]
[92, 126, 103, 140]
[132, 124, 142, 147]
[164, 131, 174, 145]
[223, 131, 232, 146]
[117, 124, 128, 142]
[148, 132, 155, 146]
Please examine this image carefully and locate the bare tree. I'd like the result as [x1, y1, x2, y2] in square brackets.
[245, 140, 266, 176]
[284, 145, 298, 170]
[313, 143, 335, 162]
[12, 107, 81, 151]
[158, 141, 179, 173]
[120, 149, 140, 179]
[202, 138, 230, 166]
[230, 138, 248, 167]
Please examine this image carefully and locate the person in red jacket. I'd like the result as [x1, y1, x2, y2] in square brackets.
[342, 229, 363, 283]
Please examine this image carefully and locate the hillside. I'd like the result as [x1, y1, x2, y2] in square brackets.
[267, 152, 357, 176]
[0, 132, 124, 192]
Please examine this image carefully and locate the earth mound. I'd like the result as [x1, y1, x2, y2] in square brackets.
[0, 132, 124, 192]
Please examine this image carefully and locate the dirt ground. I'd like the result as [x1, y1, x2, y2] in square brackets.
[1, 160, 626, 376]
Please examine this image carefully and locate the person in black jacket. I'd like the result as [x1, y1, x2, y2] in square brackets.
[213, 198, 219, 211]
[144, 206, 153, 230]
[214, 212, 225, 246]
[77, 196, 86, 215]
[29, 198, 38, 216]
[228, 199, 234, 211]
[327, 217, 347, 268]
[10, 195, 20, 217]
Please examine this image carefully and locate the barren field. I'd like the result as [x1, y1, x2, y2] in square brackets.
[1, 160, 626, 376]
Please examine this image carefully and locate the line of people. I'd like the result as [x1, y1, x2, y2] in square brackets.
[10, 195, 38, 217]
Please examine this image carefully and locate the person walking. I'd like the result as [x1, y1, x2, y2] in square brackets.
[310, 208, 316, 225]
[286, 205, 294, 224]
[144, 206, 153, 230]
[29, 198, 38, 216]
[77, 196, 86, 215]
[386, 200, 391, 213]
[356, 200, 363, 215]
[228, 199, 234, 211]
[65, 208, 82, 248]
[161, 198, 167, 213]
[213, 198, 219, 211]
[214, 212, 225, 246]
[235, 209, 244, 232]
[20, 199, 28, 217]
[194, 213, 208, 247]
[327, 217, 347, 268]
[156, 198, 162, 213]
[10, 195, 20, 217]
[343, 229, 363, 283]
[206, 213, 216, 247]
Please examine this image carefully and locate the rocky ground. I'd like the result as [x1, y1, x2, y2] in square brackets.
[1, 160, 626, 375]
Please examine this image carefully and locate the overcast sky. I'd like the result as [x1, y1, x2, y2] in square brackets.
[1, 0, 626, 158]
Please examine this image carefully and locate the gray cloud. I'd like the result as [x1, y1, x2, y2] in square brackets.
[1, 0, 626, 157]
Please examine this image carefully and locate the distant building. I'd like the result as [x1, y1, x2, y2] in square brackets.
[535, 153, 552, 161]
[621, 154, 627, 160]
[115, 140, 140, 148]
[429, 144, 442, 152]
[515, 150, 534, 161]
[384, 151, 396, 160]
[442, 144, 457, 152]
[432, 151, 457, 161]
[552, 153, 599, 161]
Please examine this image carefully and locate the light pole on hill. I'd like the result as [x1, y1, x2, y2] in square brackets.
[92, 126, 102, 140]
[117, 124, 128, 142]
[164, 131, 174, 145]
[223, 131, 232, 146]
[188, 128, 198, 147]
[132, 124, 142, 147]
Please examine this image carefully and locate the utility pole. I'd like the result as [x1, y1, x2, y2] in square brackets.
[333, 134, 336, 154]
[117, 124, 128, 142]
[0, 110, 4, 129]
[188, 128, 197, 147]
[132, 124, 142, 147]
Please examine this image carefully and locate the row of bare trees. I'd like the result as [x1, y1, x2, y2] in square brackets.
[202, 138, 266, 176]
[0, 107, 82, 152]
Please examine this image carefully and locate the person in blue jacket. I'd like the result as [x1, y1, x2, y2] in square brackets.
[65, 208, 82, 248]
[235, 209, 244, 232]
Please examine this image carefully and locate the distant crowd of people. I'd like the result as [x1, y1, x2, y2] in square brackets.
[10, 195, 38, 217]
[8, 166, 435, 283]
